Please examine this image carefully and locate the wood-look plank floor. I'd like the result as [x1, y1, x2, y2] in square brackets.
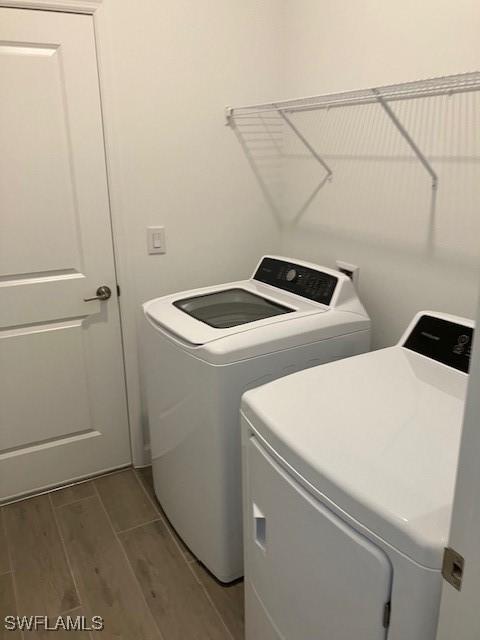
[136, 466, 197, 563]
[50, 480, 95, 508]
[0, 468, 244, 639]
[0, 574, 20, 639]
[0, 509, 11, 576]
[4, 494, 80, 616]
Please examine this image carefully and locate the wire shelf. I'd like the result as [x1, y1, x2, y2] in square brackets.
[227, 72, 480, 118]
[226, 72, 480, 200]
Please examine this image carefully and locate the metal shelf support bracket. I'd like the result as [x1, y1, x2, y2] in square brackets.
[278, 109, 333, 180]
[372, 89, 438, 190]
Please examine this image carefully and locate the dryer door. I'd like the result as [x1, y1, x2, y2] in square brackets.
[244, 436, 392, 640]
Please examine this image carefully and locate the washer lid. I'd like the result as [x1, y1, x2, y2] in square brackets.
[241, 345, 469, 569]
[143, 280, 325, 346]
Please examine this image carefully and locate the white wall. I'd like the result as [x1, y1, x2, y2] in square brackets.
[98, 0, 284, 463]
[99, 0, 480, 463]
[278, 0, 480, 348]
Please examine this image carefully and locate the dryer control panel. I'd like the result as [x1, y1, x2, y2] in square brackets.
[253, 257, 338, 305]
[404, 314, 474, 373]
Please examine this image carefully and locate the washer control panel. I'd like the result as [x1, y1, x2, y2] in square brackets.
[253, 257, 338, 305]
[404, 314, 474, 373]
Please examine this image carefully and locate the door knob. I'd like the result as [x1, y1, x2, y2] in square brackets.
[84, 285, 112, 302]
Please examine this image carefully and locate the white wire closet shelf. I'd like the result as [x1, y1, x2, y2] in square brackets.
[228, 72, 480, 116]
[226, 72, 480, 192]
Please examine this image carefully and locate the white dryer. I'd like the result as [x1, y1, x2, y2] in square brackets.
[143, 256, 370, 582]
[241, 311, 473, 639]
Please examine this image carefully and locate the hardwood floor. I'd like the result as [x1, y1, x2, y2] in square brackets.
[0, 469, 244, 639]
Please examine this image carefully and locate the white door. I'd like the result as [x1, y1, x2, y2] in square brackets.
[0, 8, 131, 501]
[436, 293, 480, 639]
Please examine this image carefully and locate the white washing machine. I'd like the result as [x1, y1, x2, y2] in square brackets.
[241, 311, 473, 639]
[142, 256, 371, 582]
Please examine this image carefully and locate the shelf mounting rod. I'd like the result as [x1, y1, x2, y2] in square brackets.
[373, 89, 438, 189]
[277, 109, 333, 179]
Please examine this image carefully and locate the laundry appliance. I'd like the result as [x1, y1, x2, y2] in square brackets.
[143, 256, 371, 581]
[241, 311, 473, 639]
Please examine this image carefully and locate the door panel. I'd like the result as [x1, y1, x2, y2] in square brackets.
[0, 40, 81, 277]
[244, 436, 392, 640]
[0, 8, 131, 500]
[1, 320, 91, 451]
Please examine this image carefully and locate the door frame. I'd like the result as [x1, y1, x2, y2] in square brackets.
[435, 289, 480, 639]
[0, 0, 145, 467]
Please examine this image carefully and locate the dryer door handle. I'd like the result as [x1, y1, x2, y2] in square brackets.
[253, 503, 266, 551]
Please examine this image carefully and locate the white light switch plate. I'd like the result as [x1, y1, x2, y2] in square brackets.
[147, 226, 166, 254]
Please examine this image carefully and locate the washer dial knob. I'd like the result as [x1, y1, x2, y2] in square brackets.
[286, 268, 297, 282]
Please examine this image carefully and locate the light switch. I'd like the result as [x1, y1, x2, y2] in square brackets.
[147, 226, 166, 254]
